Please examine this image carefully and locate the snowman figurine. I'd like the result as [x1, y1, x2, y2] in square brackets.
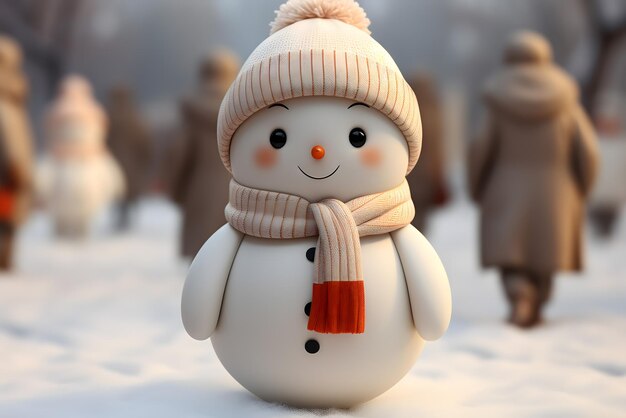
[182, 0, 451, 408]
[37, 75, 125, 238]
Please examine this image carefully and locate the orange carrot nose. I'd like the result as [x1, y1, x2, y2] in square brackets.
[311, 145, 325, 160]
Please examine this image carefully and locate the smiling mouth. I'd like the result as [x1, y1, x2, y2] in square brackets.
[297, 165, 340, 180]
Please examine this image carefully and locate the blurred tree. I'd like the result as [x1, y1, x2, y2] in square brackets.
[0, 0, 83, 97]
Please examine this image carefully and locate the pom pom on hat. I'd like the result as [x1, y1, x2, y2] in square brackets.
[504, 31, 552, 65]
[270, 0, 371, 35]
[59, 75, 94, 98]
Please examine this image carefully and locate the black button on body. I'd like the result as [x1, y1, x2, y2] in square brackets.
[306, 247, 316, 262]
[304, 302, 311, 316]
[305, 339, 320, 354]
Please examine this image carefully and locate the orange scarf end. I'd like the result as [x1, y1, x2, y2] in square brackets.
[307, 281, 365, 334]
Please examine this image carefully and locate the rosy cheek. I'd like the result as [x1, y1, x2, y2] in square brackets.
[254, 146, 278, 168]
[360, 148, 382, 167]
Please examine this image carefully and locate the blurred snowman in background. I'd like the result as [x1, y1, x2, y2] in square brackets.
[37, 75, 125, 238]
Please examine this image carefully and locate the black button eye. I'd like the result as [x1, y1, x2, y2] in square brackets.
[349, 127, 366, 148]
[269, 128, 287, 149]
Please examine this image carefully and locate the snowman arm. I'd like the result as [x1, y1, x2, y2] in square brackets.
[391, 225, 451, 341]
[34, 158, 53, 204]
[107, 155, 126, 199]
[181, 224, 244, 340]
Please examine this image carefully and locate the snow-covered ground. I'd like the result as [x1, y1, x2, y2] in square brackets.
[0, 197, 625, 418]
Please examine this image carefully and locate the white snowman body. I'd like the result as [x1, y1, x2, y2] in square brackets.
[213, 232, 421, 407]
[37, 153, 124, 236]
[182, 96, 451, 407]
[38, 114, 125, 237]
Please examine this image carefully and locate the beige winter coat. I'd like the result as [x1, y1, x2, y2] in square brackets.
[0, 37, 34, 225]
[169, 93, 231, 258]
[469, 60, 599, 274]
[106, 87, 152, 202]
[167, 50, 239, 258]
[406, 73, 446, 231]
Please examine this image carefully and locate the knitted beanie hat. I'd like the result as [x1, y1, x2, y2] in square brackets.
[45, 75, 107, 144]
[217, 0, 422, 174]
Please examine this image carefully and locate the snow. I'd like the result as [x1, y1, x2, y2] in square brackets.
[0, 196, 625, 418]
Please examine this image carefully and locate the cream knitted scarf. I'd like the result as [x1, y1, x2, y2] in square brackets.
[225, 179, 414, 334]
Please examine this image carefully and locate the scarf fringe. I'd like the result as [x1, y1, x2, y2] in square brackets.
[307, 281, 365, 334]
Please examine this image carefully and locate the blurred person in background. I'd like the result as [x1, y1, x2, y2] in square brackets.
[469, 31, 599, 328]
[406, 72, 448, 233]
[37, 75, 125, 238]
[0, 36, 34, 270]
[589, 93, 626, 238]
[106, 85, 152, 231]
[166, 49, 239, 259]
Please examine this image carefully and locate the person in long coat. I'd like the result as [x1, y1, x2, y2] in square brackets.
[106, 85, 152, 230]
[167, 50, 239, 258]
[469, 31, 599, 327]
[588, 93, 626, 238]
[0, 36, 34, 270]
[406, 72, 448, 232]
